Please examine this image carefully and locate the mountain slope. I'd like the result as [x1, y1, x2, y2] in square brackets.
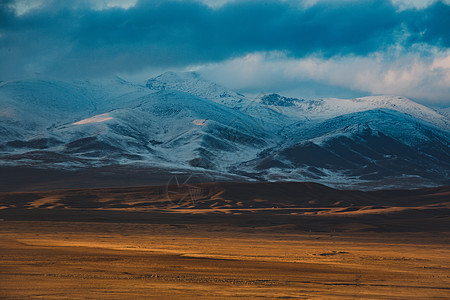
[0, 72, 449, 190]
[0, 78, 280, 172]
[261, 94, 450, 130]
[249, 109, 450, 188]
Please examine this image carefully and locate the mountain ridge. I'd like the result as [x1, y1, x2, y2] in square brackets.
[1, 72, 449, 190]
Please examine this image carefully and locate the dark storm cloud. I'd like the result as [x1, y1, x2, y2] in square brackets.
[0, 0, 449, 78]
[404, 1, 450, 47]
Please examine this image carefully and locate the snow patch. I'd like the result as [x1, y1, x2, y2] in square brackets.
[193, 119, 207, 126]
[0, 108, 16, 118]
[73, 113, 113, 125]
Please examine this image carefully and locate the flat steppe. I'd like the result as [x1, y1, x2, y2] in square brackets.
[1, 182, 449, 299]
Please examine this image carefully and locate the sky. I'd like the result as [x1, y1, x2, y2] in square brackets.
[1, 0, 450, 106]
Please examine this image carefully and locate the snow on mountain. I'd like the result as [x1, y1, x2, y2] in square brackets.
[0, 72, 449, 189]
[73, 113, 114, 125]
[290, 109, 450, 147]
[0, 77, 151, 139]
[261, 94, 450, 130]
[146, 72, 246, 107]
[246, 109, 450, 189]
[146, 72, 294, 131]
[2, 82, 278, 171]
[434, 106, 450, 119]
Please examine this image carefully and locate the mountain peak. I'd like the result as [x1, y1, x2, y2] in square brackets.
[145, 71, 201, 90]
[145, 71, 248, 107]
[259, 93, 299, 107]
[353, 95, 450, 130]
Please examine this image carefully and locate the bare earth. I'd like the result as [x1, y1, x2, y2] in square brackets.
[0, 182, 449, 299]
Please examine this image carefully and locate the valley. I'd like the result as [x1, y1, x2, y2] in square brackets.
[1, 182, 449, 299]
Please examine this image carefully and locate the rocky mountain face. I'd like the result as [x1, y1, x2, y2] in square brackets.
[1, 72, 449, 190]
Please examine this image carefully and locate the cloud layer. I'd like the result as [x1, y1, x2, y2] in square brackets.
[1, 0, 449, 105]
[198, 49, 450, 105]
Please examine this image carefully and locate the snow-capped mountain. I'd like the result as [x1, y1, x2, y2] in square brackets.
[1, 72, 449, 189]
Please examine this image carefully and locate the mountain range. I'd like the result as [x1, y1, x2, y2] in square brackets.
[1, 72, 449, 190]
